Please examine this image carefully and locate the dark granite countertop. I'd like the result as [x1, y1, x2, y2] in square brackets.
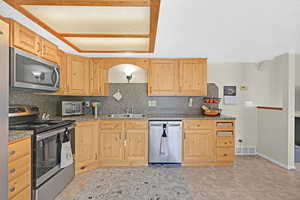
[9, 130, 33, 143]
[52, 114, 235, 123]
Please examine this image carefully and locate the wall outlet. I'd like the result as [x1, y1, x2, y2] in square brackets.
[148, 100, 157, 107]
[152, 100, 157, 107]
[188, 98, 193, 107]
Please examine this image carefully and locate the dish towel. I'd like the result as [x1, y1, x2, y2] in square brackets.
[160, 124, 168, 157]
[60, 131, 73, 169]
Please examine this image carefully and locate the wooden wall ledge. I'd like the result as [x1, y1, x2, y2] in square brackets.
[256, 106, 283, 111]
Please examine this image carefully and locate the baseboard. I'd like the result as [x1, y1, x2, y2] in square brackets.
[257, 153, 295, 170]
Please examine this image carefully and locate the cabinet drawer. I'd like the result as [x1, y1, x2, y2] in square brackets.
[216, 148, 235, 162]
[216, 121, 234, 129]
[217, 131, 234, 147]
[184, 120, 214, 130]
[8, 171, 31, 199]
[10, 186, 31, 200]
[125, 120, 147, 130]
[99, 121, 123, 131]
[8, 155, 31, 182]
[8, 138, 31, 162]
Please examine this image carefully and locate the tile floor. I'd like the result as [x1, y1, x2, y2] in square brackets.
[56, 156, 300, 200]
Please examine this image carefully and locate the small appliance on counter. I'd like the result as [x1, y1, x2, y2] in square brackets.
[201, 97, 222, 116]
[9, 105, 75, 200]
[58, 101, 84, 117]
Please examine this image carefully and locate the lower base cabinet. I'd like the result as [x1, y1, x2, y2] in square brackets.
[74, 119, 235, 175]
[8, 137, 31, 200]
[99, 120, 148, 167]
[183, 120, 235, 166]
[75, 121, 99, 175]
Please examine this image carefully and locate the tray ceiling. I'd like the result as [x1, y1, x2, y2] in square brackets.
[4, 0, 160, 53]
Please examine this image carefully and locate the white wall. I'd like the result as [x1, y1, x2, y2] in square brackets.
[295, 54, 300, 111]
[1, 0, 299, 62]
[208, 63, 258, 147]
[256, 53, 295, 169]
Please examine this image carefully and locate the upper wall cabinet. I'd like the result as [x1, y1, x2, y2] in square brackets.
[179, 59, 207, 96]
[11, 21, 58, 63]
[41, 38, 58, 63]
[148, 58, 207, 96]
[148, 59, 179, 96]
[11, 21, 41, 56]
[90, 59, 109, 96]
[67, 55, 90, 95]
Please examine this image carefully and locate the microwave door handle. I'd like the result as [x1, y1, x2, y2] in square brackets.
[53, 68, 60, 88]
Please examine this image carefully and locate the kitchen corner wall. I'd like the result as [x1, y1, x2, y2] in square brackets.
[9, 83, 218, 116]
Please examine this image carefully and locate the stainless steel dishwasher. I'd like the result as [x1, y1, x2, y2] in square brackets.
[149, 121, 182, 164]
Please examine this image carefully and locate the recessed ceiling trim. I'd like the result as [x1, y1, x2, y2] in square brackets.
[60, 33, 150, 38]
[13, 0, 152, 7]
[4, 0, 161, 53]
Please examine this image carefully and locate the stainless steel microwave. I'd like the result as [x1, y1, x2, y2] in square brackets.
[58, 101, 84, 117]
[10, 48, 60, 91]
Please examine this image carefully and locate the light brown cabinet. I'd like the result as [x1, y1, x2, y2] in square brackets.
[41, 38, 58, 63]
[67, 55, 90, 96]
[183, 120, 235, 166]
[215, 120, 235, 164]
[12, 21, 41, 56]
[148, 59, 179, 96]
[11, 21, 58, 63]
[183, 120, 216, 165]
[75, 121, 99, 175]
[179, 59, 207, 96]
[99, 120, 148, 166]
[89, 59, 109, 96]
[8, 137, 31, 200]
[148, 58, 207, 96]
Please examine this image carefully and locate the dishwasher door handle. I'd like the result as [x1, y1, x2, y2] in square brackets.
[167, 124, 181, 127]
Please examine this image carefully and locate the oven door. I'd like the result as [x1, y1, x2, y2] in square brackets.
[10, 48, 60, 92]
[33, 126, 74, 188]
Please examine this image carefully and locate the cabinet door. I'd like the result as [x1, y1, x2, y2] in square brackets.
[99, 131, 124, 162]
[53, 50, 67, 94]
[148, 59, 179, 96]
[67, 55, 90, 95]
[179, 59, 207, 96]
[75, 121, 98, 173]
[89, 59, 104, 96]
[124, 130, 148, 163]
[12, 21, 41, 56]
[41, 39, 58, 63]
[100, 67, 109, 96]
[183, 130, 215, 163]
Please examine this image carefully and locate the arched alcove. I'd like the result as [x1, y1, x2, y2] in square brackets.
[108, 64, 147, 83]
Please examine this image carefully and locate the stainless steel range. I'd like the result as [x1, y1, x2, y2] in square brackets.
[9, 105, 75, 200]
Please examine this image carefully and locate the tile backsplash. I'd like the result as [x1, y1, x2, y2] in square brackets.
[9, 83, 219, 116]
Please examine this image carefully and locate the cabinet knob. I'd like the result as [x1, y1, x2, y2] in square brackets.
[80, 166, 86, 170]
[9, 187, 16, 193]
[10, 168, 16, 174]
[9, 150, 16, 156]
[224, 142, 228, 144]
[224, 154, 228, 156]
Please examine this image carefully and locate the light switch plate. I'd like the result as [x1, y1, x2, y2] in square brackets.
[152, 100, 157, 107]
[148, 100, 152, 107]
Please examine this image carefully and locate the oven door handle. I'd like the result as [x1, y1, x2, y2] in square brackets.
[36, 125, 75, 141]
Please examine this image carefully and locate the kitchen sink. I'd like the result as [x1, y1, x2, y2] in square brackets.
[105, 113, 147, 119]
